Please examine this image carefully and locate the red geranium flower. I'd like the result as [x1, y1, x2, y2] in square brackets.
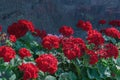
[0, 46, 16, 62]
[35, 54, 58, 74]
[61, 37, 85, 60]
[7, 19, 35, 39]
[0, 25, 2, 32]
[71, 37, 86, 52]
[89, 54, 98, 65]
[18, 63, 39, 80]
[96, 43, 119, 59]
[18, 48, 32, 59]
[96, 49, 108, 58]
[87, 30, 104, 46]
[77, 20, 92, 31]
[18, 19, 35, 32]
[102, 27, 120, 39]
[109, 20, 120, 27]
[85, 49, 98, 65]
[9, 35, 16, 42]
[42, 35, 60, 50]
[59, 25, 74, 37]
[63, 43, 81, 60]
[32, 29, 47, 39]
[99, 20, 106, 24]
[105, 43, 119, 59]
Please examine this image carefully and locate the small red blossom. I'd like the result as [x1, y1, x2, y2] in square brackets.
[35, 54, 58, 74]
[102, 27, 120, 39]
[85, 49, 98, 65]
[96, 43, 119, 59]
[109, 20, 120, 27]
[39, 30, 47, 39]
[89, 54, 98, 65]
[105, 43, 119, 59]
[59, 25, 74, 37]
[99, 20, 106, 24]
[0, 25, 2, 32]
[18, 63, 39, 80]
[7, 19, 35, 39]
[85, 49, 95, 55]
[61, 37, 84, 60]
[33, 29, 47, 39]
[87, 30, 104, 46]
[18, 48, 32, 59]
[96, 49, 108, 58]
[0, 46, 16, 62]
[42, 35, 60, 50]
[7, 22, 28, 39]
[9, 35, 16, 42]
[63, 43, 81, 60]
[77, 20, 92, 31]
[18, 19, 35, 32]
[71, 37, 86, 52]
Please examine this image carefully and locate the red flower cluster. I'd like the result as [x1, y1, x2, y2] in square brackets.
[35, 54, 58, 74]
[99, 20, 106, 24]
[105, 43, 119, 59]
[77, 20, 92, 31]
[86, 43, 118, 65]
[18, 19, 35, 32]
[42, 35, 60, 50]
[0, 46, 16, 62]
[85, 49, 98, 65]
[59, 26, 74, 37]
[18, 48, 32, 59]
[87, 30, 104, 46]
[109, 20, 120, 27]
[102, 27, 120, 39]
[9, 35, 16, 42]
[61, 37, 86, 60]
[7, 19, 35, 39]
[86, 42, 119, 65]
[18, 63, 38, 80]
[63, 42, 81, 60]
[96, 43, 119, 59]
[0, 25, 2, 32]
[72, 38, 86, 52]
[96, 49, 108, 58]
[89, 54, 98, 65]
[32, 29, 47, 39]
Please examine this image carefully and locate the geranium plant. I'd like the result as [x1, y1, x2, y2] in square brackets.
[0, 19, 120, 80]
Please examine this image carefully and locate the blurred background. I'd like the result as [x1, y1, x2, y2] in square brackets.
[0, 0, 120, 38]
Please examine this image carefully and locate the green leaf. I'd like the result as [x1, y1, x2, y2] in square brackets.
[116, 57, 120, 67]
[9, 74, 16, 80]
[87, 67, 100, 80]
[12, 67, 23, 79]
[45, 75, 56, 80]
[103, 36, 116, 44]
[68, 72, 77, 80]
[86, 44, 95, 50]
[80, 67, 89, 80]
[0, 64, 7, 72]
[104, 67, 111, 77]
[55, 68, 64, 76]
[58, 72, 77, 80]
[97, 62, 107, 78]
[0, 78, 7, 80]
[116, 70, 120, 80]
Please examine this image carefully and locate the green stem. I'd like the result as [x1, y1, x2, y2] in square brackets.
[71, 60, 81, 80]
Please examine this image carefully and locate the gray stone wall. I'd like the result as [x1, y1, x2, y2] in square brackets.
[0, 0, 120, 38]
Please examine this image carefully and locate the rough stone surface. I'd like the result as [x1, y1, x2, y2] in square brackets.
[0, 0, 120, 38]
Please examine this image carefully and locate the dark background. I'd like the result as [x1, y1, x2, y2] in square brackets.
[0, 0, 120, 38]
